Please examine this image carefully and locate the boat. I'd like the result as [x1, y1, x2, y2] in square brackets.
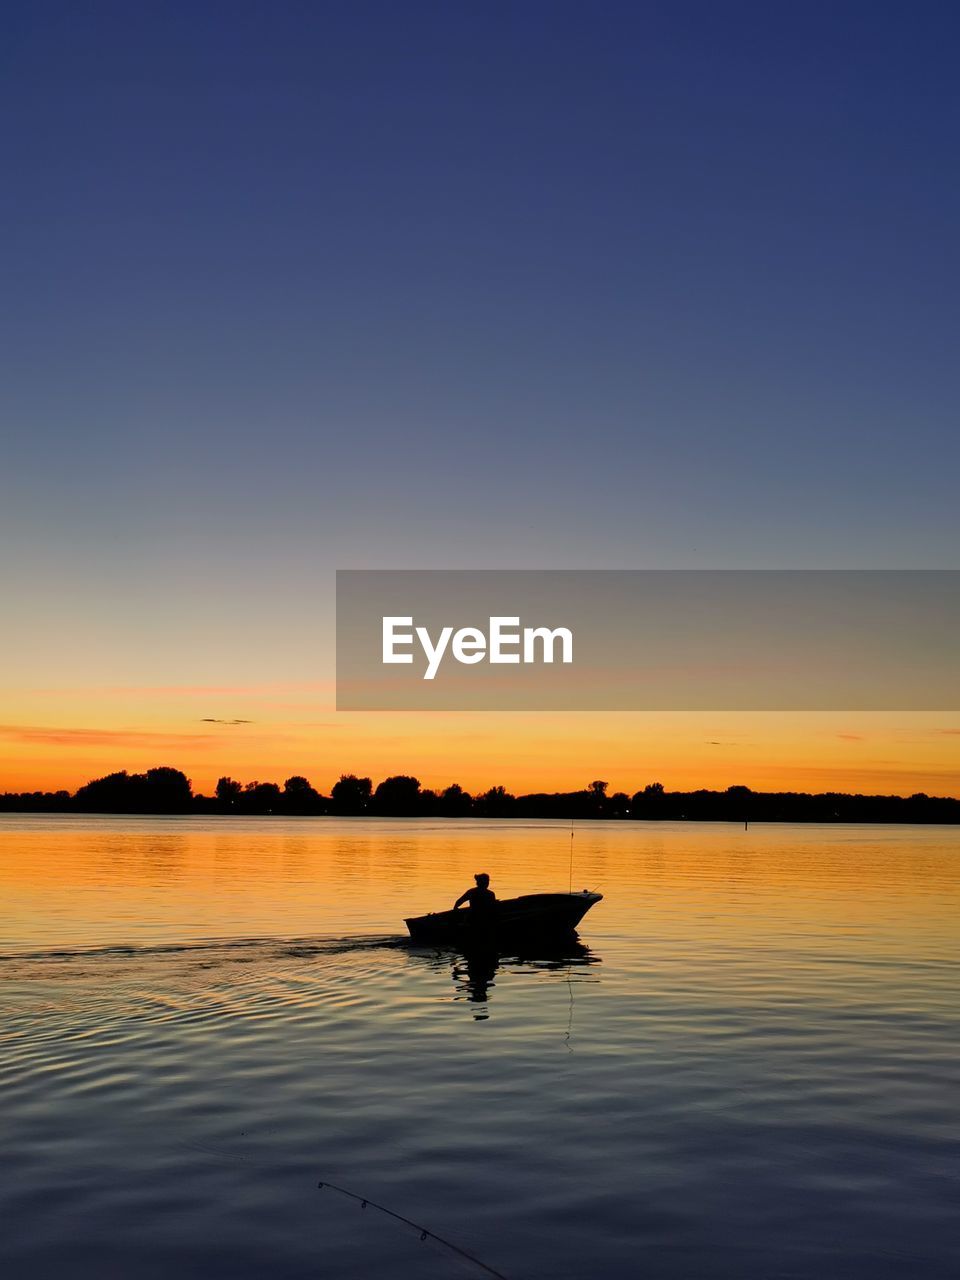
[405, 890, 603, 945]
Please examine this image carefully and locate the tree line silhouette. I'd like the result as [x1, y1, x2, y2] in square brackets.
[1, 768, 958, 822]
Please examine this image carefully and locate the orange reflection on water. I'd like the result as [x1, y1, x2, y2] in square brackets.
[1, 817, 957, 973]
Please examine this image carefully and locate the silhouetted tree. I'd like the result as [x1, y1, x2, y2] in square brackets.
[372, 775, 422, 816]
[725, 784, 752, 821]
[4, 766, 960, 823]
[631, 781, 667, 818]
[144, 767, 193, 811]
[74, 771, 128, 811]
[331, 774, 372, 815]
[588, 779, 609, 816]
[282, 775, 324, 814]
[608, 791, 631, 818]
[74, 767, 192, 813]
[241, 781, 282, 813]
[476, 785, 516, 818]
[0, 788, 72, 812]
[439, 783, 473, 817]
[216, 776, 242, 809]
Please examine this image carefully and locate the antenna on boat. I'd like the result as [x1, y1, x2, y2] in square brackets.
[568, 818, 574, 893]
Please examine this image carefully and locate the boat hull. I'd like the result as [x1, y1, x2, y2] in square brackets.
[405, 891, 602, 945]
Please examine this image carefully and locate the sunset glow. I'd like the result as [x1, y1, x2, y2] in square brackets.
[2, 681, 957, 798]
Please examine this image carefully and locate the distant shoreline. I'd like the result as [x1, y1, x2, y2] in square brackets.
[2, 812, 959, 826]
[2, 768, 958, 823]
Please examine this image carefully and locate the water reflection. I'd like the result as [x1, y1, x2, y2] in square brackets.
[406, 935, 600, 1021]
[4, 819, 959, 1280]
[452, 947, 499, 1017]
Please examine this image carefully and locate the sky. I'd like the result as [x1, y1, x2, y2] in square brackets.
[1, 1, 958, 796]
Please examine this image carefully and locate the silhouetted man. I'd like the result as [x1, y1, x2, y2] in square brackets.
[453, 872, 497, 923]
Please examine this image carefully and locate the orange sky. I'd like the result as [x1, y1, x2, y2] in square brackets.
[1, 683, 957, 797]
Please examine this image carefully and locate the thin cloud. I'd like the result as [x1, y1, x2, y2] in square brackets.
[200, 718, 254, 725]
[26, 681, 334, 698]
[836, 734, 864, 742]
[0, 724, 218, 748]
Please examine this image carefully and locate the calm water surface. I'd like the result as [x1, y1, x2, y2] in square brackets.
[1, 816, 958, 1278]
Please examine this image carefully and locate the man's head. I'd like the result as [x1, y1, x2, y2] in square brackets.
[474, 872, 490, 889]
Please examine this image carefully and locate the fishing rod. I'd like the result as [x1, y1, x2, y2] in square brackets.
[317, 1179, 511, 1280]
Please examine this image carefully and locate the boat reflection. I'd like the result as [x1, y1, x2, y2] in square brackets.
[406, 935, 600, 1022]
[452, 946, 499, 1016]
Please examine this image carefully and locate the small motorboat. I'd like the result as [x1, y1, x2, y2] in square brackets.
[405, 890, 603, 945]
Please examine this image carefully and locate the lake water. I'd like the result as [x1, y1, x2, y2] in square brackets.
[1, 816, 958, 1279]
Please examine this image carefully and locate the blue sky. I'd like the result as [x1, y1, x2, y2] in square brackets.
[2, 1, 959, 694]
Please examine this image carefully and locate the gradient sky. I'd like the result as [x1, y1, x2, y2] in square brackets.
[2, 2, 958, 795]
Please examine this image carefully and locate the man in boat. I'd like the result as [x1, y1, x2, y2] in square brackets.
[453, 872, 497, 925]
